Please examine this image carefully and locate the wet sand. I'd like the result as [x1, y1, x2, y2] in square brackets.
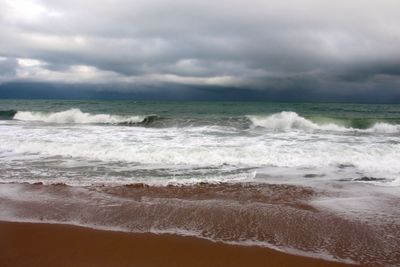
[0, 221, 357, 267]
[2, 183, 399, 265]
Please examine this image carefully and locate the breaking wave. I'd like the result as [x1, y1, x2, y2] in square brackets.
[0, 110, 17, 120]
[6, 109, 400, 133]
[13, 108, 158, 125]
[247, 111, 400, 133]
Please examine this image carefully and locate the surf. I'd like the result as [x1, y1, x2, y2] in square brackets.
[246, 111, 400, 133]
[12, 108, 159, 125]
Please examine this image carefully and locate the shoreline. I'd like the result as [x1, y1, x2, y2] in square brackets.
[0, 221, 358, 267]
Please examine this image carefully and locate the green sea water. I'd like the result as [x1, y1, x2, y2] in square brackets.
[1, 99, 400, 129]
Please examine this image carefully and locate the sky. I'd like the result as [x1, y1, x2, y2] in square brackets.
[0, 0, 400, 101]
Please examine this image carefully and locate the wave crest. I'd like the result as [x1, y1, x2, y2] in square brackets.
[247, 111, 400, 133]
[367, 122, 400, 134]
[13, 108, 153, 125]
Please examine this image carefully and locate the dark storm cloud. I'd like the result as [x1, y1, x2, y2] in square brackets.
[0, 0, 400, 100]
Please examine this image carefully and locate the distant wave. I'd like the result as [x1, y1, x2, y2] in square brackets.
[247, 111, 400, 133]
[12, 108, 158, 125]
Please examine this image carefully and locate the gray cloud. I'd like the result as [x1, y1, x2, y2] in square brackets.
[0, 57, 18, 79]
[0, 0, 400, 96]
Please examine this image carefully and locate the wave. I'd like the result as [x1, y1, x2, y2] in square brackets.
[247, 111, 400, 133]
[12, 108, 158, 125]
[0, 110, 17, 120]
[6, 108, 400, 133]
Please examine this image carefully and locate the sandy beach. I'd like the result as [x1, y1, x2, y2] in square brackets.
[1, 182, 399, 266]
[0, 221, 358, 267]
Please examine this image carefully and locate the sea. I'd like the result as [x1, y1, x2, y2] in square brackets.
[0, 100, 399, 266]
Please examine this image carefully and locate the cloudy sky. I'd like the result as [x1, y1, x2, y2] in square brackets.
[1, 0, 400, 101]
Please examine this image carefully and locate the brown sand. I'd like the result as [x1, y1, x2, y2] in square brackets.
[0, 221, 357, 267]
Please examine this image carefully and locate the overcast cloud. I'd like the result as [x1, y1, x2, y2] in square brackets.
[0, 0, 400, 99]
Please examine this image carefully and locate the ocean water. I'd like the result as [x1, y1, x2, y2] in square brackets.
[1, 100, 400, 265]
[0, 100, 400, 186]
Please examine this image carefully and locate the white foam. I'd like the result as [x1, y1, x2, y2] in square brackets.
[1, 120, 400, 185]
[14, 108, 145, 124]
[248, 111, 345, 131]
[367, 122, 400, 134]
[247, 111, 400, 133]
